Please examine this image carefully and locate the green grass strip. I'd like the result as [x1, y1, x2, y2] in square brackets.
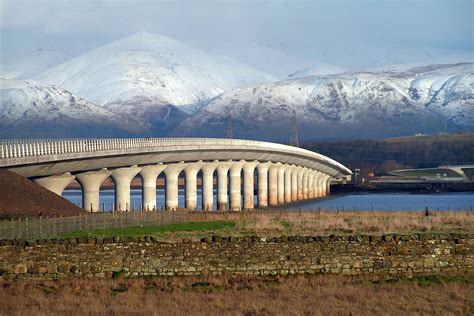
[57, 220, 236, 238]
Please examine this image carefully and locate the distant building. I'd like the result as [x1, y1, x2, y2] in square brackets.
[390, 165, 474, 182]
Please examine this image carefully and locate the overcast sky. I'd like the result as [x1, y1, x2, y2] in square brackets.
[1, 0, 472, 77]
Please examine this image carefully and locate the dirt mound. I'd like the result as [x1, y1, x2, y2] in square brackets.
[0, 170, 85, 219]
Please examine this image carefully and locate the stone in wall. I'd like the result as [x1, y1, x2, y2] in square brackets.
[0, 234, 472, 280]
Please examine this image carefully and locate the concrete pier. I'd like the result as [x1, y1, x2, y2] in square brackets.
[201, 161, 218, 211]
[184, 161, 204, 211]
[242, 161, 259, 209]
[229, 160, 245, 211]
[33, 173, 75, 196]
[314, 173, 322, 197]
[297, 167, 305, 201]
[277, 164, 287, 204]
[291, 166, 298, 202]
[216, 161, 232, 211]
[302, 168, 310, 200]
[139, 164, 166, 211]
[326, 176, 331, 195]
[268, 162, 281, 206]
[308, 172, 315, 199]
[75, 169, 111, 212]
[317, 174, 330, 197]
[284, 165, 294, 203]
[111, 165, 141, 212]
[163, 162, 186, 210]
[257, 162, 272, 208]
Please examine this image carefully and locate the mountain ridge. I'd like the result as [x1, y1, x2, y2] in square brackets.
[173, 62, 473, 141]
[0, 78, 142, 138]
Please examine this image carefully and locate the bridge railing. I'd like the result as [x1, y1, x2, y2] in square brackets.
[0, 138, 192, 159]
[1, 138, 144, 159]
[0, 137, 277, 159]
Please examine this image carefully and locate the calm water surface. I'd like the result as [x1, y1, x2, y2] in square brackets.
[283, 192, 474, 211]
[62, 190, 474, 211]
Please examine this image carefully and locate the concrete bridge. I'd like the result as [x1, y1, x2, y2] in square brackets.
[0, 138, 352, 212]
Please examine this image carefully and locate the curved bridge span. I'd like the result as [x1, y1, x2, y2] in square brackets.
[0, 138, 352, 211]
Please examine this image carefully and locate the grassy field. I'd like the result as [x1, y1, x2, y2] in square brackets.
[1, 274, 472, 315]
[51, 210, 474, 241]
[57, 220, 235, 239]
[2, 211, 473, 315]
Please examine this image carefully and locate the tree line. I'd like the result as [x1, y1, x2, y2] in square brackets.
[302, 133, 474, 176]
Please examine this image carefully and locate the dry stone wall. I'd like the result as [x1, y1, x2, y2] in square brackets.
[0, 234, 472, 280]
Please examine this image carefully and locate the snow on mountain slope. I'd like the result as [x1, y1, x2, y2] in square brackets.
[174, 63, 474, 141]
[35, 32, 275, 126]
[0, 78, 142, 138]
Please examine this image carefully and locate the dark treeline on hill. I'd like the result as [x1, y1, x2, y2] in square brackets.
[302, 133, 474, 176]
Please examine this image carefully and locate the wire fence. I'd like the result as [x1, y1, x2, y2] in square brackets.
[0, 211, 189, 240]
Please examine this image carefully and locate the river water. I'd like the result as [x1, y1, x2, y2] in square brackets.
[62, 190, 474, 212]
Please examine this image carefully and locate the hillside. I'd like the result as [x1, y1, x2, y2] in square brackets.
[174, 63, 473, 141]
[0, 169, 85, 219]
[303, 132, 474, 176]
[0, 78, 142, 138]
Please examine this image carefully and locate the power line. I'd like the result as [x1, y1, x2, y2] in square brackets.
[227, 110, 233, 139]
[290, 109, 299, 147]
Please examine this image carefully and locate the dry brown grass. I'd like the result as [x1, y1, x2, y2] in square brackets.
[186, 210, 474, 237]
[1, 274, 472, 315]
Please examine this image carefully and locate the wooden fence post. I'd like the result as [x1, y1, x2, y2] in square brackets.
[25, 217, 29, 239]
[17, 218, 22, 239]
[39, 216, 43, 238]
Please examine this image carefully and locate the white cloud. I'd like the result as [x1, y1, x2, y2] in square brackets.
[1, 0, 472, 77]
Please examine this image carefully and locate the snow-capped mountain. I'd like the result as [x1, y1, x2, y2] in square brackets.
[34, 32, 275, 134]
[0, 78, 142, 138]
[173, 63, 474, 141]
